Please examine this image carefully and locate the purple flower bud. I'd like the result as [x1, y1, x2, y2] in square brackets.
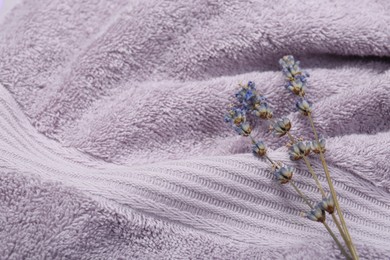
[252, 141, 267, 157]
[224, 107, 247, 126]
[252, 103, 273, 120]
[310, 138, 326, 154]
[286, 79, 306, 96]
[272, 118, 291, 137]
[305, 207, 326, 223]
[296, 98, 312, 116]
[289, 141, 311, 160]
[247, 81, 256, 90]
[279, 55, 296, 68]
[234, 122, 252, 136]
[279, 55, 310, 93]
[274, 165, 294, 184]
[317, 196, 334, 214]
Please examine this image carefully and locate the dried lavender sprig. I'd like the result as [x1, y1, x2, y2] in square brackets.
[296, 192, 350, 260]
[284, 176, 350, 260]
[286, 132, 326, 198]
[271, 122, 328, 199]
[274, 60, 351, 256]
[224, 104, 350, 258]
[252, 145, 350, 259]
[266, 111, 328, 201]
[285, 131, 350, 253]
[279, 56, 359, 260]
[283, 129, 347, 246]
[268, 116, 331, 204]
[308, 113, 359, 259]
[277, 65, 350, 251]
[225, 81, 350, 258]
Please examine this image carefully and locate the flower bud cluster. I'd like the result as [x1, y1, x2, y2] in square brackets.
[304, 196, 335, 222]
[279, 55, 309, 97]
[274, 165, 294, 184]
[225, 81, 274, 136]
[289, 141, 311, 160]
[279, 56, 313, 116]
[272, 117, 291, 137]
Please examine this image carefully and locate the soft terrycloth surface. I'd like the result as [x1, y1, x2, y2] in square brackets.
[1, 0, 390, 259]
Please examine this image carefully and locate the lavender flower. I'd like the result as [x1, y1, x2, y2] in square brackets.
[305, 207, 326, 223]
[224, 107, 252, 136]
[318, 196, 335, 214]
[289, 141, 311, 160]
[234, 81, 262, 111]
[296, 98, 312, 116]
[233, 81, 275, 120]
[233, 122, 252, 136]
[272, 118, 291, 137]
[279, 55, 309, 96]
[286, 78, 306, 96]
[235, 81, 255, 103]
[252, 102, 273, 120]
[252, 141, 267, 157]
[225, 57, 355, 257]
[310, 138, 326, 154]
[305, 197, 333, 222]
[279, 55, 309, 80]
[224, 107, 246, 125]
[247, 80, 256, 89]
[274, 165, 294, 184]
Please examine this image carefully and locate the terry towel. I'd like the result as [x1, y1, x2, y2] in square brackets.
[0, 0, 390, 259]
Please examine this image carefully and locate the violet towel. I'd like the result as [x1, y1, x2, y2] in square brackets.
[0, 0, 390, 259]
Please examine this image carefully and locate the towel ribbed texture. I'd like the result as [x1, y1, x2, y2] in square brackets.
[0, 0, 390, 259]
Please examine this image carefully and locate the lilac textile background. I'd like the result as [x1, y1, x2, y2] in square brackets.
[0, 0, 23, 24]
[0, 0, 389, 259]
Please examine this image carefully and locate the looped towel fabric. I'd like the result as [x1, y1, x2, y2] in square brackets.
[0, 0, 390, 259]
